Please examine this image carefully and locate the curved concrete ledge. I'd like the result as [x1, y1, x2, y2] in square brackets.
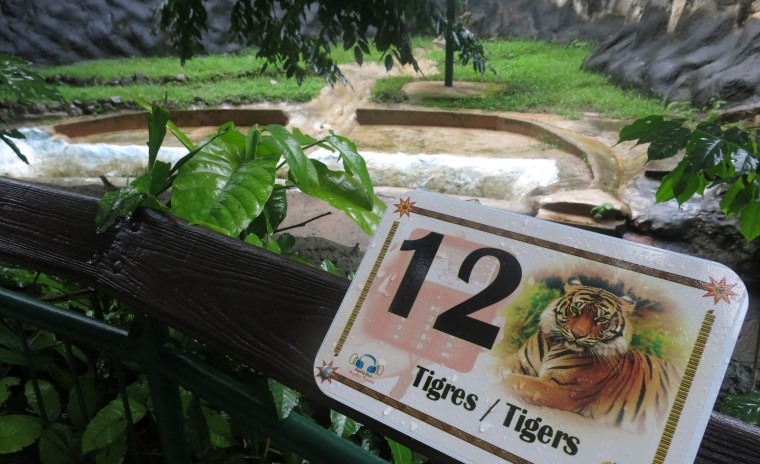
[53, 109, 289, 138]
[355, 107, 619, 192]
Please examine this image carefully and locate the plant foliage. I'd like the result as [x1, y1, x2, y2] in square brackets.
[0, 54, 66, 164]
[158, 0, 491, 85]
[719, 391, 760, 425]
[619, 116, 760, 241]
[96, 103, 385, 239]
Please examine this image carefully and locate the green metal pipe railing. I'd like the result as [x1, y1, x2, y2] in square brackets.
[0, 287, 386, 464]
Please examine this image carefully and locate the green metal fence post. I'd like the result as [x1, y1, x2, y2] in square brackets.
[134, 312, 192, 464]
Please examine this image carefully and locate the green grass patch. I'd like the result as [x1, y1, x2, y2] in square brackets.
[36, 46, 386, 108]
[56, 77, 323, 106]
[375, 39, 665, 119]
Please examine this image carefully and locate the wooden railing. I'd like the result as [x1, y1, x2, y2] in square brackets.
[1, 176, 758, 463]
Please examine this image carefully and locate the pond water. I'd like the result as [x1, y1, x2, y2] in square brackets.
[2, 128, 563, 201]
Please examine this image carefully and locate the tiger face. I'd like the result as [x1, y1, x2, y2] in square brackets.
[540, 278, 634, 359]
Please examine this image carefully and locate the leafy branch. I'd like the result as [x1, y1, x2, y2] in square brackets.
[0, 54, 66, 164]
[618, 116, 760, 241]
[158, 0, 491, 85]
[96, 103, 385, 248]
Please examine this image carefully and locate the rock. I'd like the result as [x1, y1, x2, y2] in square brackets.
[0, 0, 319, 66]
[534, 188, 630, 218]
[109, 96, 122, 105]
[624, 171, 760, 288]
[715, 360, 754, 407]
[585, 6, 760, 110]
[535, 208, 626, 234]
[134, 72, 146, 84]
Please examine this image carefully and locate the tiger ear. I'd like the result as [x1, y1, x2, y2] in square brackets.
[620, 294, 636, 313]
[564, 277, 583, 293]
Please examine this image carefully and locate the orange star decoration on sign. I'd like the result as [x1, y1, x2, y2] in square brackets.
[315, 360, 339, 384]
[394, 197, 416, 218]
[701, 276, 738, 304]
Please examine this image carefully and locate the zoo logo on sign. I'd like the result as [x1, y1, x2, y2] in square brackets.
[349, 353, 384, 378]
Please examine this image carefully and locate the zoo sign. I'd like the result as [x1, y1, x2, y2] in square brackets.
[314, 191, 748, 464]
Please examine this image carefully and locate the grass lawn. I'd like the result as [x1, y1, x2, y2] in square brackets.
[39, 47, 371, 107]
[16, 39, 665, 119]
[374, 40, 665, 119]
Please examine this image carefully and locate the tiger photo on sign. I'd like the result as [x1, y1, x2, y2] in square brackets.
[497, 276, 685, 434]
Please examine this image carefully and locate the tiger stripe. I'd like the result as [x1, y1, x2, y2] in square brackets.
[503, 282, 681, 433]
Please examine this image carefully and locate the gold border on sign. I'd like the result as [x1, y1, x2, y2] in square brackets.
[333, 221, 400, 357]
[335, 373, 533, 464]
[652, 310, 716, 464]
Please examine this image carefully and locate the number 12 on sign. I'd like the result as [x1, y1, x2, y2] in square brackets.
[387, 231, 522, 350]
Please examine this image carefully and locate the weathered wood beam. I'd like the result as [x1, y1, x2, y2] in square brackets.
[1, 176, 758, 463]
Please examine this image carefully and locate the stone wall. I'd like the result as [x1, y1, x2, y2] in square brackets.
[466, 0, 760, 112]
[0, 0, 240, 65]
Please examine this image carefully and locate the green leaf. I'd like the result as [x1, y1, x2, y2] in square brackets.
[354, 46, 364, 65]
[329, 410, 361, 438]
[136, 98, 193, 151]
[720, 391, 760, 425]
[247, 187, 288, 238]
[384, 54, 394, 71]
[0, 376, 20, 406]
[168, 120, 195, 151]
[738, 197, 760, 242]
[291, 128, 321, 147]
[25, 380, 61, 421]
[685, 124, 728, 171]
[148, 160, 172, 195]
[0, 346, 29, 365]
[320, 259, 342, 277]
[276, 233, 296, 253]
[0, 415, 43, 454]
[325, 133, 374, 199]
[647, 126, 692, 161]
[267, 378, 300, 419]
[245, 126, 261, 161]
[0, 322, 22, 351]
[95, 174, 153, 233]
[186, 395, 212, 459]
[385, 437, 413, 464]
[68, 373, 96, 428]
[202, 406, 234, 448]
[147, 104, 170, 170]
[0, 132, 28, 164]
[171, 130, 278, 237]
[672, 170, 706, 204]
[263, 125, 319, 191]
[125, 376, 150, 406]
[618, 115, 668, 142]
[721, 177, 746, 214]
[731, 149, 758, 176]
[93, 436, 126, 464]
[169, 130, 229, 175]
[82, 398, 146, 453]
[655, 161, 687, 203]
[39, 423, 80, 464]
[302, 160, 383, 234]
[244, 234, 264, 248]
[618, 116, 691, 161]
[0, 54, 65, 104]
